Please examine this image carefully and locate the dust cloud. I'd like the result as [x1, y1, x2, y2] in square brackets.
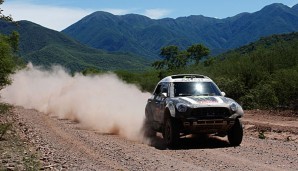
[0, 63, 151, 141]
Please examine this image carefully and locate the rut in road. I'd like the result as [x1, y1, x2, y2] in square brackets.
[40, 113, 126, 170]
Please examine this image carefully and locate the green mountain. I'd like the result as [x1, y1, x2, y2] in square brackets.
[0, 20, 151, 72]
[228, 32, 298, 55]
[62, 3, 298, 58]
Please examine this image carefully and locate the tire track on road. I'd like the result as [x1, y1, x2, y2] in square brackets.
[41, 114, 127, 171]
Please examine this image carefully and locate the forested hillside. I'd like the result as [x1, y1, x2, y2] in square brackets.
[116, 32, 298, 110]
[0, 20, 150, 72]
[63, 3, 298, 58]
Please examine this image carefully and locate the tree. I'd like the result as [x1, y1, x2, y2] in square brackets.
[152, 44, 210, 71]
[187, 44, 210, 64]
[174, 51, 188, 69]
[160, 46, 181, 70]
[0, 0, 13, 21]
[160, 45, 179, 61]
[152, 45, 185, 70]
[152, 60, 165, 70]
[0, 33, 17, 90]
[9, 31, 19, 52]
[0, 0, 17, 90]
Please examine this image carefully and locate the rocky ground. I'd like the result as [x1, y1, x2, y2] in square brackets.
[1, 107, 297, 171]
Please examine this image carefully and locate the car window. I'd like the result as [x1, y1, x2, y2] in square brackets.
[153, 84, 161, 95]
[174, 82, 221, 97]
[161, 84, 168, 94]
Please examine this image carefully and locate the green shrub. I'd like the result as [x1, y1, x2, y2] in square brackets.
[271, 68, 298, 109]
[0, 103, 12, 115]
[0, 123, 11, 140]
[239, 94, 258, 109]
[258, 131, 266, 139]
[240, 84, 278, 109]
[256, 84, 279, 109]
[214, 77, 245, 100]
[0, 103, 12, 140]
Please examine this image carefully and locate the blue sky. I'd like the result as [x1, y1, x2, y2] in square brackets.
[2, 0, 298, 31]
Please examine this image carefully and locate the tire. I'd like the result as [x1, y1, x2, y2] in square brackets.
[142, 118, 156, 138]
[228, 119, 243, 146]
[164, 117, 180, 148]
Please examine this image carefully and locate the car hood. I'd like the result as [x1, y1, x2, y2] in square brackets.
[173, 96, 237, 108]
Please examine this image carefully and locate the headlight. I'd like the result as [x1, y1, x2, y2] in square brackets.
[176, 103, 188, 112]
[230, 102, 238, 112]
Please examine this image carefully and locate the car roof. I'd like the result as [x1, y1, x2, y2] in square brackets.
[159, 74, 213, 83]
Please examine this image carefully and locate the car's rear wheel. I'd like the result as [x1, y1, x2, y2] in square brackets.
[164, 117, 180, 148]
[142, 118, 156, 137]
[227, 118, 243, 146]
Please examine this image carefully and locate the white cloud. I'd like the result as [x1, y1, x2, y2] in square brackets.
[144, 8, 171, 19]
[1, 2, 93, 31]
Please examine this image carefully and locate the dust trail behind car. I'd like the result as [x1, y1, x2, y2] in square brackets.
[0, 63, 150, 141]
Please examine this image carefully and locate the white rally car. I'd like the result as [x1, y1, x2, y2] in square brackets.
[144, 74, 244, 148]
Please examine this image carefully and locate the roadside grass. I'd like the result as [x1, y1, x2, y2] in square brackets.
[258, 131, 266, 139]
[0, 103, 12, 140]
[0, 123, 12, 140]
[23, 154, 41, 171]
[0, 103, 12, 114]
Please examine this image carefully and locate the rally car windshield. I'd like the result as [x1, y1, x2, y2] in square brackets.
[173, 82, 222, 97]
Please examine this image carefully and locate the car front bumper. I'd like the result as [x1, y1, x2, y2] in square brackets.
[180, 117, 238, 134]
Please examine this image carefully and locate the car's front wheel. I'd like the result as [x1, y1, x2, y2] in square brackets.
[164, 117, 180, 148]
[227, 118, 243, 146]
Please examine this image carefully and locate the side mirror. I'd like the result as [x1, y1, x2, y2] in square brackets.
[161, 92, 167, 98]
[221, 92, 226, 97]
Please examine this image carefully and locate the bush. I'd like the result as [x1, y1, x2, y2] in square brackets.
[255, 84, 279, 109]
[271, 68, 298, 109]
[0, 103, 12, 140]
[239, 94, 257, 109]
[0, 123, 11, 140]
[214, 77, 245, 100]
[240, 84, 278, 109]
[115, 70, 160, 93]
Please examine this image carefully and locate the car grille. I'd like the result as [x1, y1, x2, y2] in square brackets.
[191, 107, 231, 118]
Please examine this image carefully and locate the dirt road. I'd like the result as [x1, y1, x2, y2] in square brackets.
[7, 107, 298, 170]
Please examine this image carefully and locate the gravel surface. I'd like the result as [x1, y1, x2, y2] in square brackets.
[2, 107, 298, 171]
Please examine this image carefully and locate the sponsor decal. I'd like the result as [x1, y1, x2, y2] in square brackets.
[188, 97, 219, 104]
